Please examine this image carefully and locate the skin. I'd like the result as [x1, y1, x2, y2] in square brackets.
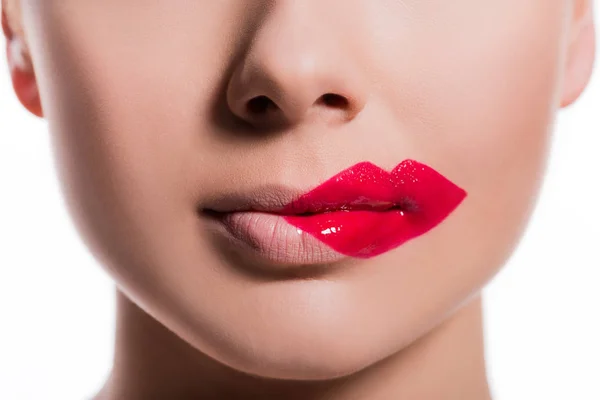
[2, 1, 595, 399]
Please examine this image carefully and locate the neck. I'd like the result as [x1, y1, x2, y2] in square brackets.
[95, 289, 492, 400]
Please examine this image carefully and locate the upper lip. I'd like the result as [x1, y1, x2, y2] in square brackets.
[201, 184, 311, 215]
[202, 160, 446, 216]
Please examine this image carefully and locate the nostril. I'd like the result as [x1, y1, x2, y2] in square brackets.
[246, 95, 277, 115]
[318, 93, 349, 109]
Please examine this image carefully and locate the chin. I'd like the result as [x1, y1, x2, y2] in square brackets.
[208, 334, 393, 381]
[171, 297, 409, 382]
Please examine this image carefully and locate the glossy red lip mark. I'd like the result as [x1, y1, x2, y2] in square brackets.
[280, 160, 467, 258]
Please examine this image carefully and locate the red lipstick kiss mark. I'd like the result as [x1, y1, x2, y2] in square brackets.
[280, 160, 467, 258]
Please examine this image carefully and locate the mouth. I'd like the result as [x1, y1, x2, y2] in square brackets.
[201, 159, 467, 265]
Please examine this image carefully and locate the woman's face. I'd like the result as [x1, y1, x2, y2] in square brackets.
[12, 0, 593, 379]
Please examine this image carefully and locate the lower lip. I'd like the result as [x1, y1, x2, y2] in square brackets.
[212, 207, 424, 266]
[212, 211, 349, 265]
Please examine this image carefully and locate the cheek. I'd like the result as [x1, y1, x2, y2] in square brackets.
[371, 1, 567, 205]
[409, 5, 567, 276]
[426, 39, 560, 225]
[356, 2, 570, 294]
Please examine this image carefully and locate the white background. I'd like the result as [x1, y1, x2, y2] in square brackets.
[1, 12, 599, 400]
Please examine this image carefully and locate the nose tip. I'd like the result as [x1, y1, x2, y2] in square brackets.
[226, 26, 368, 129]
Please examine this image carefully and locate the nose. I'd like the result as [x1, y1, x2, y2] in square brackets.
[226, 4, 368, 129]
